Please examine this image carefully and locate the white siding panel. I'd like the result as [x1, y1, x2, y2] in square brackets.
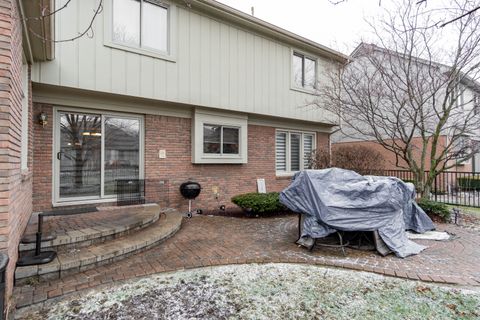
[110, 49, 126, 94]
[244, 32, 255, 111]
[153, 59, 167, 100]
[219, 24, 230, 108]
[126, 53, 141, 96]
[189, 13, 201, 103]
[199, 15, 211, 106]
[165, 56, 178, 101]
[32, 1, 338, 125]
[140, 56, 154, 98]
[77, 0, 96, 90]
[209, 20, 221, 106]
[58, 0, 78, 88]
[177, 8, 190, 103]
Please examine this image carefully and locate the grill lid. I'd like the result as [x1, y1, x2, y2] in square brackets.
[180, 181, 202, 199]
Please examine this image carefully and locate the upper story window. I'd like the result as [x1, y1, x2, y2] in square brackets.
[293, 52, 317, 90]
[112, 0, 169, 53]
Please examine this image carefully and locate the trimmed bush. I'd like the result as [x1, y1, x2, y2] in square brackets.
[231, 192, 286, 214]
[417, 198, 451, 222]
[457, 177, 480, 191]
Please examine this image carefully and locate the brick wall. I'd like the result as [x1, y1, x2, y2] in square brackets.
[31, 104, 330, 212]
[0, 0, 33, 309]
[32, 104, 52, 210]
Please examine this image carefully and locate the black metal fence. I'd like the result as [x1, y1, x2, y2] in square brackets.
[366, 169, 480, 207]
[116, 179, 145, 206]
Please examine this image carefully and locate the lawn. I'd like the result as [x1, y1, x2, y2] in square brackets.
[20, 264, 480, 320]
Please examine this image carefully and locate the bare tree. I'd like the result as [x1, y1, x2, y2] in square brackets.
[318, 0, 480, 197]
[329, 0, 480, 27]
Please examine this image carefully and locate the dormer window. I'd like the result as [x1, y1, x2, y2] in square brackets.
[293, 52, 317, 90]
[112, 0, 169, 53]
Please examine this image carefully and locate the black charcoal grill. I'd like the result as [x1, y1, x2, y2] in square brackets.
[179, 181, 202, 218]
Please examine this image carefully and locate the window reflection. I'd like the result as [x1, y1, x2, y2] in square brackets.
[203, 125, 239, 155]
[104, 117, 140, 195]
[59, 113, 102, 198]
[203, 125, 221, 154]
[112, 0, 140, 46]
[223, 127, 239, 154]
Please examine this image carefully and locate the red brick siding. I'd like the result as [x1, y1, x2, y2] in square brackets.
[0, 0, 33, 308]
[32, 104, 53, 210]
[31, 105, 330, 212]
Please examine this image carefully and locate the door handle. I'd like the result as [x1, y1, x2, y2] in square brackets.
[57, 152, 63, 160]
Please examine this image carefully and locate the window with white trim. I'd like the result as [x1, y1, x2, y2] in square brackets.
[293, 52, 317, 90]
[112, 0, 169, 53]
[192, 110, 248, 164]
[276, 130, 315, 173]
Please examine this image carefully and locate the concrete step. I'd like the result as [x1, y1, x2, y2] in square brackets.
[15, 210, 182, 283]
[19, 204, 160, 253]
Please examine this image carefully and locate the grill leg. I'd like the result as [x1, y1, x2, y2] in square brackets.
[186, 200, 193, 218]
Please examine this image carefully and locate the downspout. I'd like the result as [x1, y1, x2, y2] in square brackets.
[17, 0, 34, 64]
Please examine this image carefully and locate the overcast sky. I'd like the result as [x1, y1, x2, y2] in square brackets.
[216, 0, 390, 55]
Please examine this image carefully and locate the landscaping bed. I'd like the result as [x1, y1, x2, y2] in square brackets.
[19, 264, 480, 320]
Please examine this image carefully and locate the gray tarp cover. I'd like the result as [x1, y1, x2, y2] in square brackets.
[279, 168, 435, 258]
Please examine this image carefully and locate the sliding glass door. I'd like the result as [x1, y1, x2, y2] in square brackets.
[55, 110, 143, 203]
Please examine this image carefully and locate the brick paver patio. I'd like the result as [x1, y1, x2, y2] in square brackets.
[14, 214, 480, 309]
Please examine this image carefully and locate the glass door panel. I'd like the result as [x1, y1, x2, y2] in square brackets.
[59, 112, 102, 199]
[104, 116, 140, 196]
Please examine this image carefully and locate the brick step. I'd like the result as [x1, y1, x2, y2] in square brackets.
[19, 204, 161, 253]
[15, 210, 182, 283]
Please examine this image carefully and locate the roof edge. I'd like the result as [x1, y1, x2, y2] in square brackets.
[192, 0, 350, 63]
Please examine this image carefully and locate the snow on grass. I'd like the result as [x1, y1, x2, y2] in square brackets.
[20, 264, 480, 320]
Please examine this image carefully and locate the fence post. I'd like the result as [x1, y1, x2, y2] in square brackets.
[434, 173, 437, 202]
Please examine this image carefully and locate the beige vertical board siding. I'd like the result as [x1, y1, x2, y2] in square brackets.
[209, 19, 221, 106]
[58, 0, 78, 88]
[236, 30, 247, 110]
[126, 53, 141, 96]
[111, 49, 126, 94]
[153, 58, 167, 100]
[219, 24, 229, 108]
[140, 56, 154, 98]
[165, 56, 178, 101]
[244, 32, 255, 110]
[95, 6, 111, 93]
[177, 8, 190, 103]
[189, 13, 201, 103]
[199, 15, 210, 106]
[253, 36, 262, 113]
[32, 0, 338, 124]
[77, 0, 96, 90]
[228, 26, 238, 111]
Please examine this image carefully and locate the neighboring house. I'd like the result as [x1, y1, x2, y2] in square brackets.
[332, 42, 480, 173]
[0, 0, 348, 300]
